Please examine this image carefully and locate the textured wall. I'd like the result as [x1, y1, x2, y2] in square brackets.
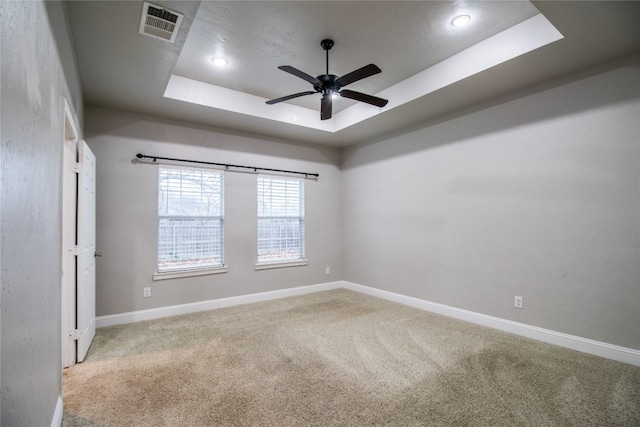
[342, 58, 640, 349]
[85, 106, 343, 317]
[1, 1, 83, 425]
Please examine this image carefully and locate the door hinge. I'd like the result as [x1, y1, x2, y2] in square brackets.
[70, 245, 80, 256]
[70, 329, 81, 340]
[72, 162, 81, 174]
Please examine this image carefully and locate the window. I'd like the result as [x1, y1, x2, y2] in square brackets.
[157, 167, 224, 273]
[257, 175, 305, 264]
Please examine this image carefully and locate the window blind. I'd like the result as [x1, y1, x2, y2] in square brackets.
[158, 167, 224, 272]
[257, 176, 305, 263]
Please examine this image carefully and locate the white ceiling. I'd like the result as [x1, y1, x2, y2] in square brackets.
[67, 1, 640, 147]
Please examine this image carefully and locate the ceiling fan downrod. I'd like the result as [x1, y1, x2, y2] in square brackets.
[318, 39, 338, 97]
[321, 39, 334, 75]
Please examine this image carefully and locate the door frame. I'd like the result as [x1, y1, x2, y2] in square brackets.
[61, 98, 78, 368]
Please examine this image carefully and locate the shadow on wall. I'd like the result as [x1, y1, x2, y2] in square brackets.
[44, 1, 83, 125]
[342, 55, 640, 169]
[83, 105, 342, 169]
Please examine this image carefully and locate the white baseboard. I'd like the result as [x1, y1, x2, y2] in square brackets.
[95, 280, 639, 367]
[341, 281, 640, 367]
[96, 281, 344, 328]
[51, 396, 63, 427]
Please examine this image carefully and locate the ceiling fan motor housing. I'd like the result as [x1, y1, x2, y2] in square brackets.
[315, 74, 340, 95]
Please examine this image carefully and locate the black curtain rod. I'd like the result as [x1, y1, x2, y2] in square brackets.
[135, 154, 319, 179]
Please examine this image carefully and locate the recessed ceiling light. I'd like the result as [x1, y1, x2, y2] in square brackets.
[451, 15, 471, 27]
[211, 57, 229, 67]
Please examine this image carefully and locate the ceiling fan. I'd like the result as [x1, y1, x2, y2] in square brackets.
[266, 39, 389, 120]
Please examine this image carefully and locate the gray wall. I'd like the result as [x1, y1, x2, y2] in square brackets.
[342, 58, 640, 349]
[84, 106, 343, 317]
[1, 0, 83, 425]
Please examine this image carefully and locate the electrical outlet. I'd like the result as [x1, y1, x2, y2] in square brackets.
[514, 296, 523, 309]
[144, 287, 151, 298]
[325, 267, 331, 275]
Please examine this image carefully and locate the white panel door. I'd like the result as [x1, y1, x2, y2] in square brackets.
[77, 140, 96, 362]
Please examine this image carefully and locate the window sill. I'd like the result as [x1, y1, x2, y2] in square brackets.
[254, 259, 308, 271]
[153, 266, 229, 281]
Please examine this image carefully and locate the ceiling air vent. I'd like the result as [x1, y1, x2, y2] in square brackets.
[139, 2, 183, 43]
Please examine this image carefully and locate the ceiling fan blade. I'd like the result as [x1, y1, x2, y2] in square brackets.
[335, 64, 381, 87]
[278, 66, 321, 85]
[320, 94, 332, 120]
[266, 91, 316, 105]
[340, 89, 388, 108]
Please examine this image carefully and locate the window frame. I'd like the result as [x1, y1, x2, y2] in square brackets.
[153, 165, 227, 280]
[255, 174, 307, 270]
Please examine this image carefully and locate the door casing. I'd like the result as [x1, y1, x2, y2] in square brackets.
[61, 99, 78, 368]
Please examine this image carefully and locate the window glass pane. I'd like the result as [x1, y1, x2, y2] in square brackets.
[257, 218, 304, 262]
[158, 218, 223, 271]
[257, 176, 304, 263]
[158, 167, 224, 272]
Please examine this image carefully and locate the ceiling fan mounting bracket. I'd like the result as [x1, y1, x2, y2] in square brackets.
[320, 39, 334, 51]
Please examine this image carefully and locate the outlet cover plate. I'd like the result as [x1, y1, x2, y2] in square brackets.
[514, 296, 523, 309]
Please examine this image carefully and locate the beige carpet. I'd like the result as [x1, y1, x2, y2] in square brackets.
[63, 289, 639, 426]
